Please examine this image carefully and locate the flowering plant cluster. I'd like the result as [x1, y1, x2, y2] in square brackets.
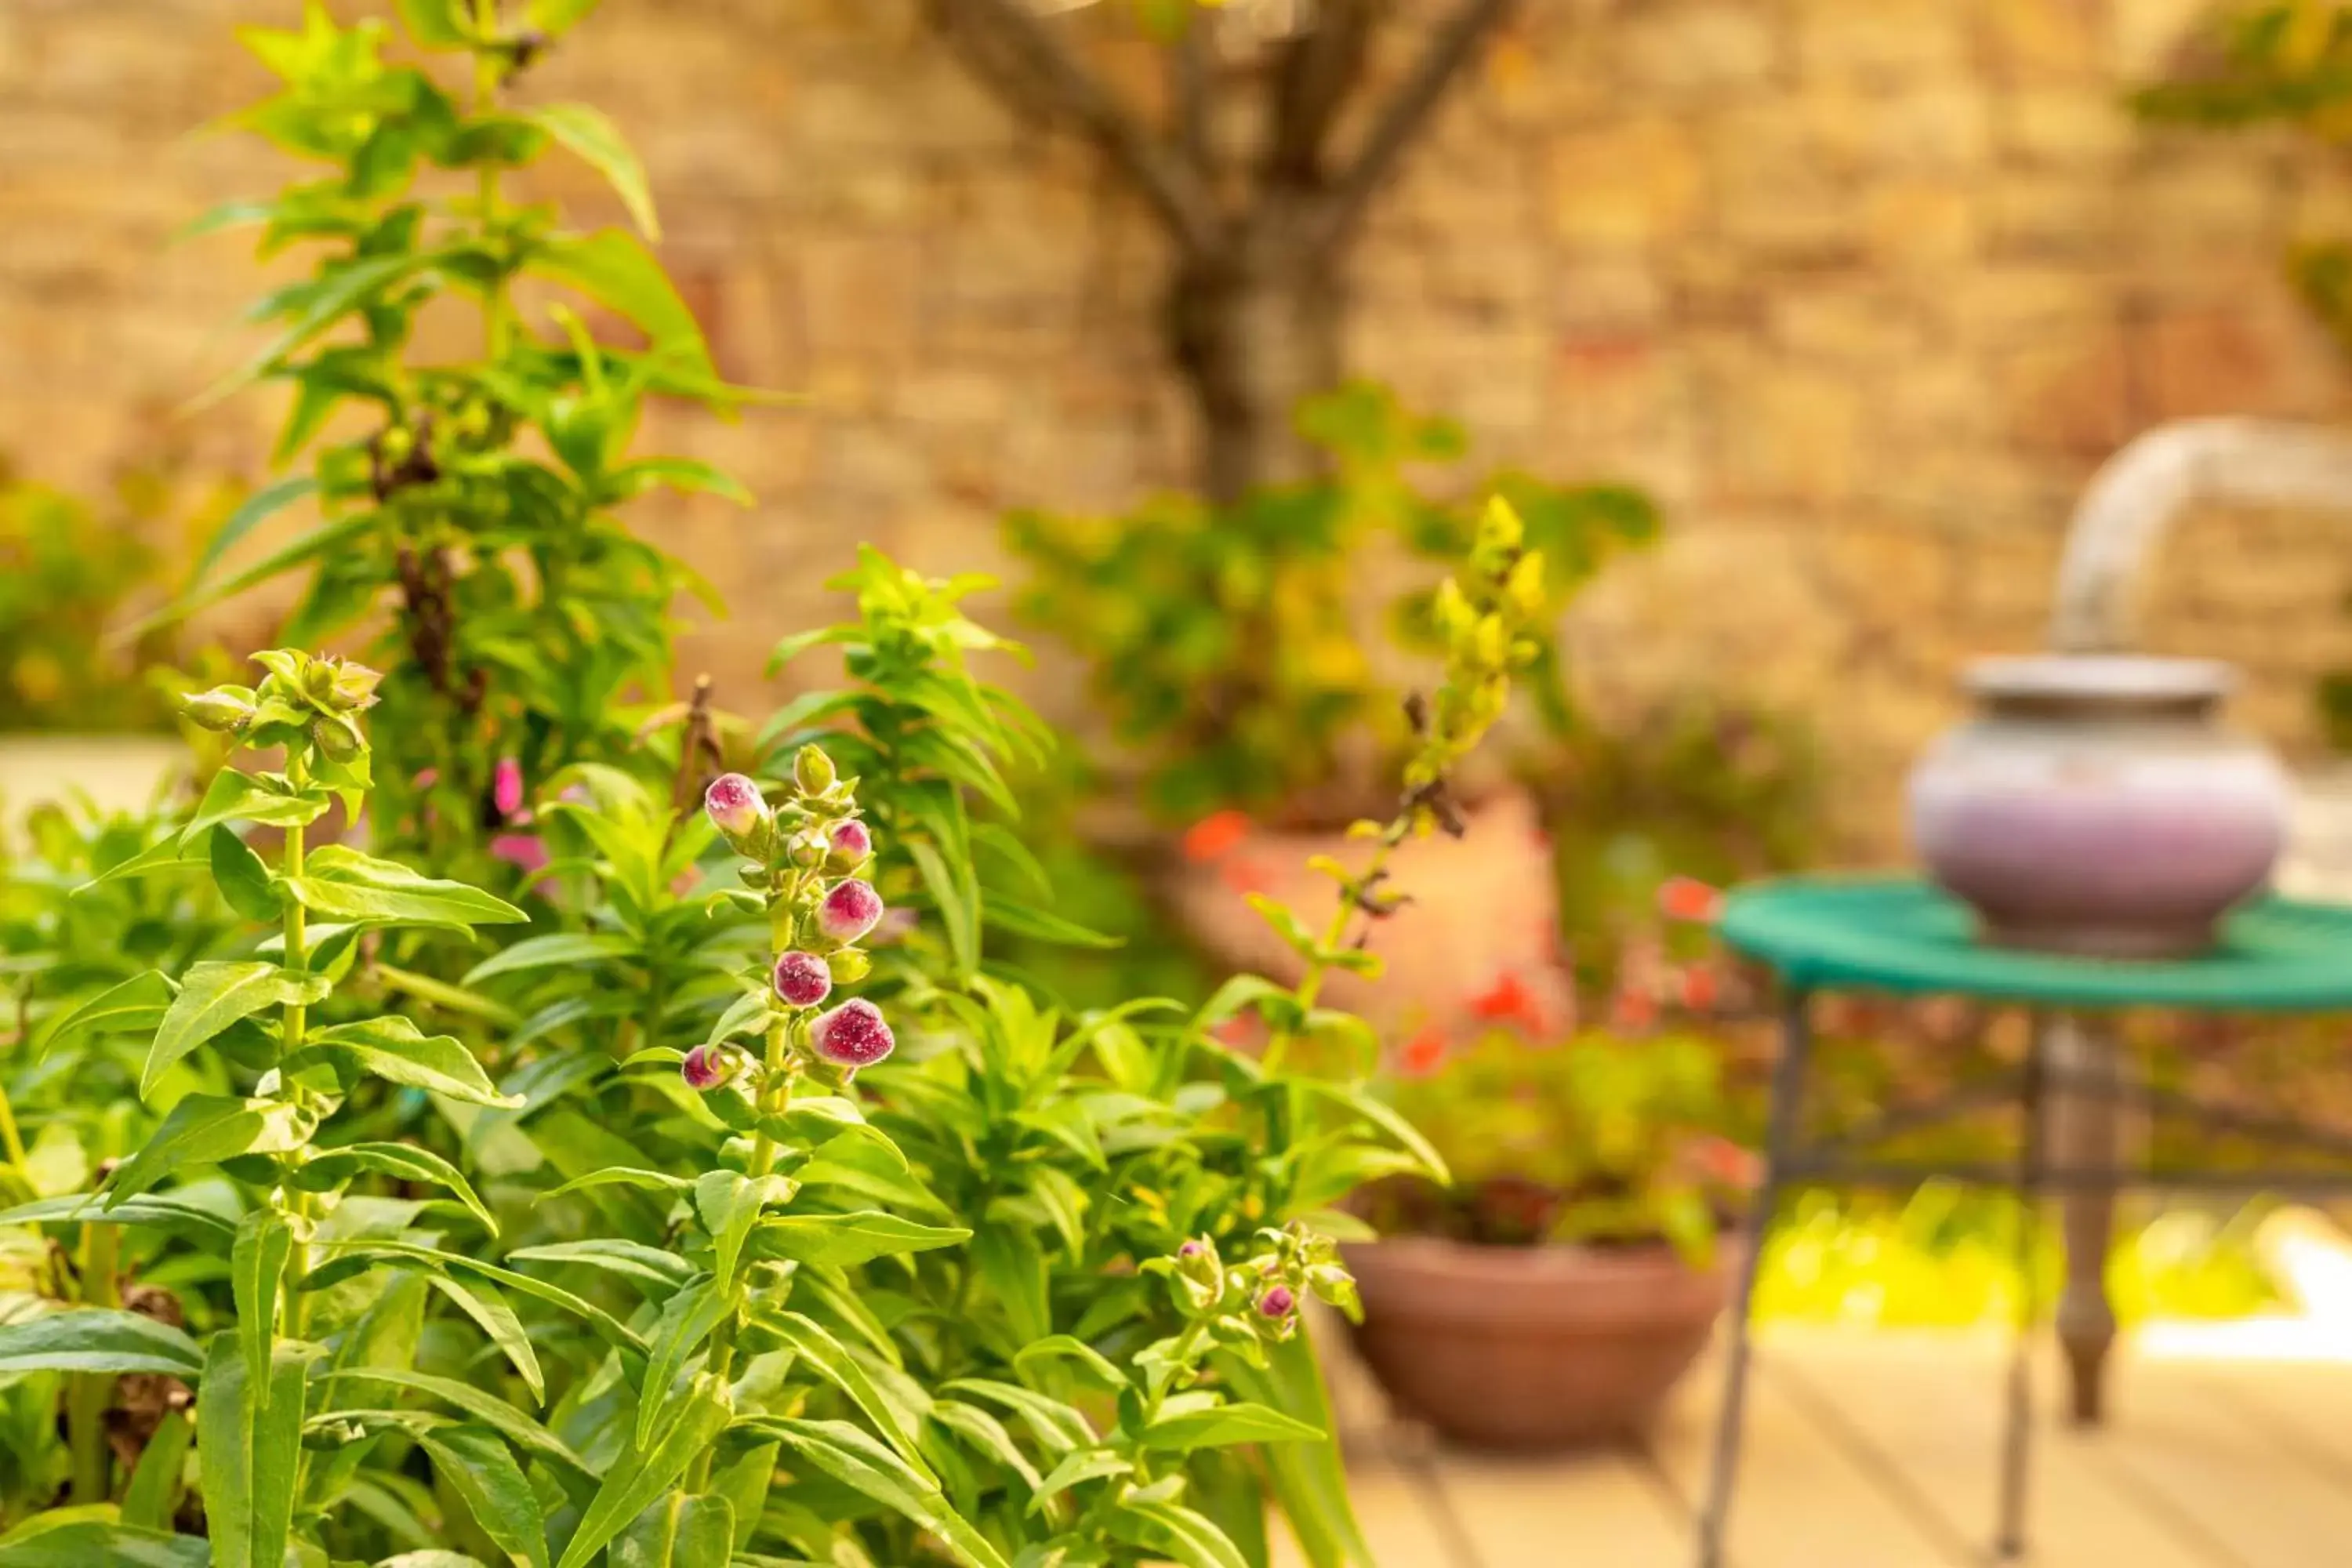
[0, 6, 1558, 1566]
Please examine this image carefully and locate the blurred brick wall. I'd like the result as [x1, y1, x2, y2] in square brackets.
[4, 0, 2352, 849]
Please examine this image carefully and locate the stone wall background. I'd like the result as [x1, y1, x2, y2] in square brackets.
[5, 0, 2352, 850]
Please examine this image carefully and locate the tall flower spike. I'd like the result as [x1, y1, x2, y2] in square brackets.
[817, 878, 884, 945]
[809, 998, 895, 1067]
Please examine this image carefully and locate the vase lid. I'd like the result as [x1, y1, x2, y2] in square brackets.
[1964, 654, 2237, 705]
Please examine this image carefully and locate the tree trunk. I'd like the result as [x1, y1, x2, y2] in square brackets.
[1165, 220, 1344, 506]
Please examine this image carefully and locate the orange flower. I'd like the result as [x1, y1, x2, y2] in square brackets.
[1690, 1135, 1764, 1189]
[1183, 810, 1252, 863]
[1678, 964, 1720, 1013]
[1468, 971, 1548, 1035]
[1398, 1023, 1449, 1077]
[1657, 875, 1725, 924]
[1610, 985, 1657, 1033]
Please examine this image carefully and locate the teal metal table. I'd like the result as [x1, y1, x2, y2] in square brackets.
[1694, 877, 2352, 1568]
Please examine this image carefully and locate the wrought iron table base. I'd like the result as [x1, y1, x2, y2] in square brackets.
[1693, 993, 2352, 1568]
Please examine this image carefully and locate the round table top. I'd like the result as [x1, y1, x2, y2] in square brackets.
[1718, 876, 2352, 1012]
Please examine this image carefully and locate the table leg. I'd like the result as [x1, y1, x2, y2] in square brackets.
[1695, 991, 1812, 1568]
[2049, 1014, 2122, 1426]
[1997, 1015, 2051, 1562]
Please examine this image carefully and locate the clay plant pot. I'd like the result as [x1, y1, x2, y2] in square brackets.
[1907, 655, 2289, 958]
[1161, 786, 1570, 1036]
[1340, 1233, 1734, 1451]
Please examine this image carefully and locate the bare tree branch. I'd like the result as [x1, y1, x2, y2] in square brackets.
[1312, 0, 1517, 252]
[1262, 0, 1376, 189]
[927, 0, 1221, 253]
[1174, 16, 1216, 183]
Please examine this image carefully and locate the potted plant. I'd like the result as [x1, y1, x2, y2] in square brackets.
[1007, 380, 1657, 1030]
[1345, 1019, 1760, 1451]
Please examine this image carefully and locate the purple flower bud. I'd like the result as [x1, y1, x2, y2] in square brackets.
[817, 879, 884, 945]
[809, 998, 895, 1068]
[681, 1044, 734, 1091]
[830, 820, 873, 863]
[1178, 1240, 1204, 1258]
[771, 950, 833, 1008]
[703, 773, 767, 840]
[1257, 1285, 1297, 1319]
[493, 757, 525, 819]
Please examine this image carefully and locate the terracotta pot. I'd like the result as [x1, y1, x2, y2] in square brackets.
[1341, 1233, 1733, 1451]
[1161, 786, 1570, 1036]
[1907, 655, 2289, 959]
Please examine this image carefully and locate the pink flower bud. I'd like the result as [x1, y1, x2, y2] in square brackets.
[771, 950, 833, 1008]
[829, 819, 873, 864]
[809, 998, 895, 1068]
[681, 1044, 734, 1091]
[493, 757, 525, 819]
[817, 879, 884, 944]
[490, 833, 548, 875]
[1257, 1284, 1297, 1319]
[704, 773, 767, 840]
[1178, 1240, 1204, 1258]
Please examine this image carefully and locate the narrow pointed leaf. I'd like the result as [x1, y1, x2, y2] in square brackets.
[756, 1311, 931, 1478]
[290, 1016, 520, 1109]
[106, 1095, 310, 1207]
[39, 971, 175, 1060]
[197, 1334, 308, 1568]
[287, 844, 528, 929]
[739, 1417, 1008, 1568]
[295, 1141, 497, 1234]
[0, 1309, 202, 1377]
[426, 1274, 543, 1405]
[144, 962, 328, 1098]
[528, 103, 659, 238]
[418, 1425, 550, 1568]
[557, 1378, 731, 1568]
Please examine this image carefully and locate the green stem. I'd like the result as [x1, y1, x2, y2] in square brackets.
[280, 758, 312, 1342]
[66, 1222, 119, 1504]
[0, 1079, 28, 1174]
[1261, 833, 1401, 1077]
[687, 1014, 793, 1489]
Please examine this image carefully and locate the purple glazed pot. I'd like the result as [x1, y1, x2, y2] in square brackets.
[1907, 655, 2289, 958]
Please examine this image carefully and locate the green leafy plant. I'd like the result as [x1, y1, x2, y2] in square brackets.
[167, 0, 766, 880]
[0, 647, 530, 1564]
[1007, 382, 1656, 824]
[1368, 1026, 1755, 1264]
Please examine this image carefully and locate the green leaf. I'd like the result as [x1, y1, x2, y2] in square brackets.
[308, 1242, 645, 1355]
[418, 1425, 550, 1568]
[1109, 1500, 1250, 1568]
[179, 770, 327, 845]
[1011, 1335, 1126, 1395]
[528, 230, 713, 378]
[740, 1418, 1009, 1568]
[0, 1308, 202, 1377]
[907, 838, 978, 986]
[288, 844, 529, 930]
[396, 0, 477, 45]
[198, 1333, 308, 1568]
[528, 103, 659, 238]
[1217, 1330, 1374, 1568]
[460, 932, 637, 984]
[208, 826, 282, 923]
[636, 1277, 729, 1453]
[604, 457, 752, 506]
[191, 249, 452, 408]
[315, 1367, 594, 1480]
[39, 971, 175, 1060]
[192, 476, 318, 586]
[295, 1141, 498, 1234]
[139, 512, 378, 634]
[557, 1377, 731, 1568]
[506, 1238, 691, 1292]
[972, 1225, 1051, 1345]
[1026, 1449, 1130, 1513]
[750, 1210, 969, 1271]
[695, 1169, 793, 1294]
[106, 1094, 310, 1207]
[145, 961, 328, 1098]
[1304, 1080, 1450, 1185]
[0, 1518, 208, 1568]
[929, 1399, 1043, 1492]
[539, 1167, 691, 1201]
[528, 0, 604, 36]
[122, 1408, 194, 1530]
[756, 1311, 931, 1476]
[427, 1274, 543, 1405]
[1140, 1399, 1325, 1450]
[981, 897, 1121, 949]
[291, 1016, 521, 1109]
[231, 1210, 293, 1412]
[938, 1379, 1093, 1454]
[612, 1491, 733, 1568]
[0, 1192, 233, 1245]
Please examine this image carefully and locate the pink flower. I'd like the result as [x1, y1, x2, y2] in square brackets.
[493, 757, 525, 819]
[681, 1044, 734, 1091]
[829, 820, 873, 863]
[810, 998, 895, 1068]
[1468, 971, 1546, 1035]
[771, 950, 833, 1008]
[490, 833, 548, 874]
[1256, 1284, 1296, 1319]
[817, 879, 884, 944]
[703, 773, 766, 839]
